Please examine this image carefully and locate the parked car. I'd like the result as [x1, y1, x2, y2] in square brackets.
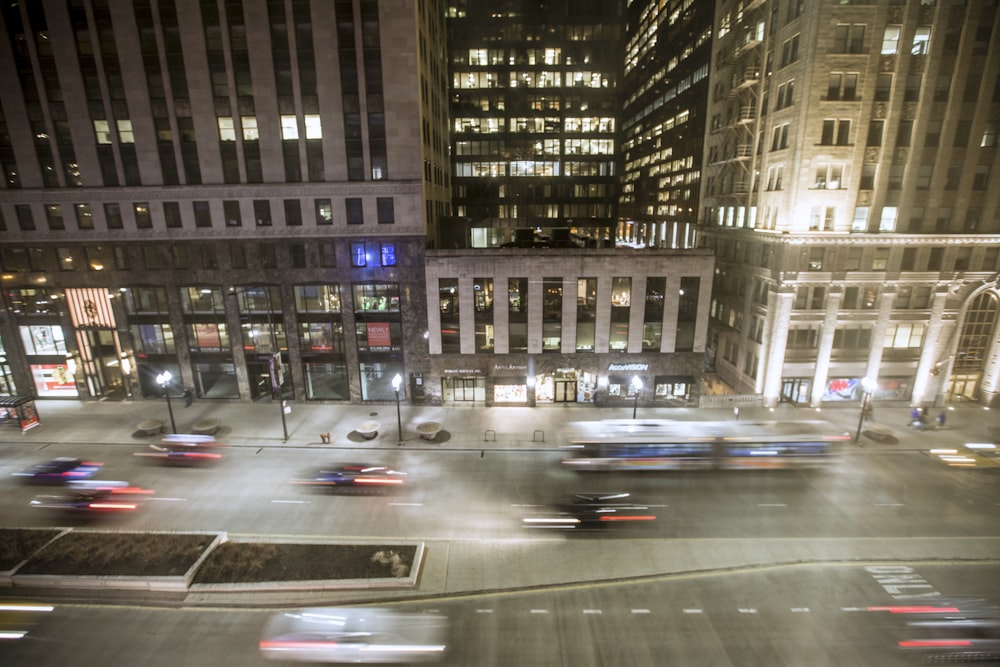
[259, 607, 448, 663]
[12, 457, 103, 484]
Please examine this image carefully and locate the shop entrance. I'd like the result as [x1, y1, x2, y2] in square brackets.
[536, 369, 581, 403]
[781, 378, 811, 404]
[442, 376, 484, 402]
[554, 379, 576, 402]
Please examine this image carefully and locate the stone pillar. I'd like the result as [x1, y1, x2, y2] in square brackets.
[810, 290, 845, 406]
[866, 290, 896, 380]
[912, 288, 949, 406]
[761, 290, 794, 407]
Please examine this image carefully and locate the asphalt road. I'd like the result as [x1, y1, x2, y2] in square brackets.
[1, 441, 997, 542]
[1, 563, 996, 666]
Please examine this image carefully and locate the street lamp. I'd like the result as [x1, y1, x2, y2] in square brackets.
[156, 370, 177, 434]
[854, 376, 877, 443]
[392, 373, 403, 445]
[631, 376, 643, 420]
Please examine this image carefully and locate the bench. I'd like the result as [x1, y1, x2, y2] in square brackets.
[191, 418, 221, 435]
[137, 419, 165, 436]
[356, 420, 380, 440]
[863, 423, 894, 442]
[416, 421, 442, 441]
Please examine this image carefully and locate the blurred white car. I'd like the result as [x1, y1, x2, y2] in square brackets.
[259, 607, 448, 663]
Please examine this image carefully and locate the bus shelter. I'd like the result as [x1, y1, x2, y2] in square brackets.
[0, 396, 41, 433]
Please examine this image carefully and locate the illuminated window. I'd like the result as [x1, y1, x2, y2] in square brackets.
[912, 26, 931, 55]
[878, 207, 897, 232]
[94, 120, 112, 144]
[882, 25, 900, 54]
[281, 115, 298, 140]
[116, 120, 134, 143]
[304, 114, 322, 139]
[218, 117, 236, 141]
[242, 116, 259, 141]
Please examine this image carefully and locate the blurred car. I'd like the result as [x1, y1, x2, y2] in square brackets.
[259, 607, 448, 663]
[12, 457, 103, 484]
[931, 442, 1000, 469]
[522, 492, 657, 529]
[898, 618, 1000, 662]
[134, 434, 226, 465]
[29, 483, 154, 516]
[291, 464, 407, 492]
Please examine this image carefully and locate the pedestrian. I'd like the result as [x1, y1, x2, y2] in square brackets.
[910, 407, 920, 427]
[936, 411, 946, 429]
[183, 388, 193, 407]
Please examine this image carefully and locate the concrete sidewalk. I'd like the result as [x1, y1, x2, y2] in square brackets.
[3, 396, 998, 453]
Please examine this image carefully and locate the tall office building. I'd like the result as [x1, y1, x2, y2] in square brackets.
[700, 0, 1000, 406]
[0, 0, 450, 405]
[445, 0, 623, 248]
[619, 0, 712, 251]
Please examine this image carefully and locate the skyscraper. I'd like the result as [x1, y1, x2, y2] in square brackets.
[700, 0, 1000, 407]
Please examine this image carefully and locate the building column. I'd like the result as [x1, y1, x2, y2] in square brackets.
[912, 288, 950, 406]
[810, 290, 844, 407]
[761, 290, 794, 407]
[866, 291, 896, 381]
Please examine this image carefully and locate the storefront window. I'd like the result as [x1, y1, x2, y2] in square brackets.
[576, 278, 597, 352]
[354, 283, 400, 312]
[304, 362, 349, 400]
[123, 287, 169, 314]
[494, 378, 527, 403]
[192, 362, 239, 398]
[20, 325, 68, 355]
[508, 278, 528, 352]
[180, 287, 226, 314]
[542, 277, 562, 352]
[440, 278, 460, 353]
[187, 323, 227, 353]
[240, 322, 284, 354]
[355, 321, 402, 352]
[7, 288, 61, 315]
[131, 323, 176, 355]
[300, 322, 344, 354]
[295, 285, 341, 313]
[359, 362, 404, 401]
[643, 277, 665, 351]
[610, 277, 631, 351]
[474, 278, 494, 351]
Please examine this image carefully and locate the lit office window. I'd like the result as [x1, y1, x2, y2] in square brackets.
[94, 120, 112, 144]
[117, 120, 134, 143]
[218, 117, 236, 141]
[281, 115, 299, 140]
[882, 25, 900, 54]
[242, 116, 259, 141]
[305, 114, 322, 139]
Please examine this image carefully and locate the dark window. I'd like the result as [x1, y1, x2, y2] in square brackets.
[193, 200, 212, 228]
[223, 200, 242, 226]
[254, 199, 272, 226]
[164, 201, 182, 228]
[105, 203, 123, 229]
[284, 199, 302, 226]
[346, 197, 363, 224]
[376, 197, 394, 224]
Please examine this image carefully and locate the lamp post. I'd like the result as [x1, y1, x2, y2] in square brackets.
[392, 373, 403, 445]
[156, 370, 177, 434]
[631, 376, 643, 420]
[120, 353, 132, 399]
[854, 376, 877, 443]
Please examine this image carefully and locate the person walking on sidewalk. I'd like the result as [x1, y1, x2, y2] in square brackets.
[936, 411, 946, 430]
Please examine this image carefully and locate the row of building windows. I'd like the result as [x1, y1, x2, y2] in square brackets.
[453, 70, 612, 89]
[0, 239, 398, 275]
[0, 197, 395, 233]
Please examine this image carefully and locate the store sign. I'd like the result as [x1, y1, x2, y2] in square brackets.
[443, 368, 483, 375]
[366, 322, 392, 348]
[494, 363, 528, 372]
[608, 363, 649, 372]
[31, 364, 79, 397]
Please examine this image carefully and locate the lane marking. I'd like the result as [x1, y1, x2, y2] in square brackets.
[530, 609, 549, 614]
[791, 607, 810, 613]
[476, 609, 494, 614]
[271, 499, 308, 504]
[758, 503, 787, 507]
[738, 608, 758, 614]
[631, 609, 651, 614]
[583, 609, 602, 614]
[149, 497, 187, 502]
[389, 502, 424, 507]
[682, 608, 703, 614]
[875, 503, 905, 507]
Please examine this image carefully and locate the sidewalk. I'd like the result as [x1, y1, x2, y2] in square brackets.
[2, 396, 998, 452]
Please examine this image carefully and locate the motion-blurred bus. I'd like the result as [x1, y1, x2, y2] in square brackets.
[560, 419, 850, 471]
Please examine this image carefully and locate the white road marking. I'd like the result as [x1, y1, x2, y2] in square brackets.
[583, 609, 602, 614]
[476, 609, 494, 614]
[758, 503, 787, 507]
[530, 609, 549, 614]
[631, 609, 651, 614]
[149, 497, 187, 502]
[738, 608, 758, 614]
[388, 502, 424, 507]
[270, 499, 308, 504]
[875, 503, 905, 507]
[790, 607, 810, 613]
[682, 609, 703, 614]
